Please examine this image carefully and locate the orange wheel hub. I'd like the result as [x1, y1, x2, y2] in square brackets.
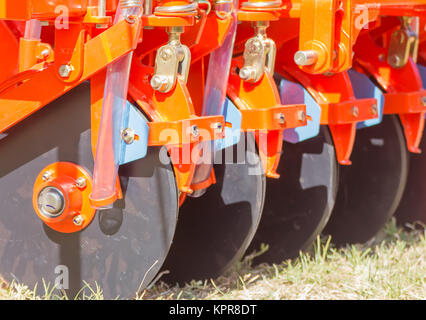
[32, 162, 96, 233]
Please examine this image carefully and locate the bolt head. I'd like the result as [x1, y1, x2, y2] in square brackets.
[298, 110, 306, 122]
[212, 122, 223, 133]
[388, 54, 401, 67]
[190, 125, 199, 138]
[121, 128, 135, 145]
[371, 104, 378, 115]
[351, 106, 359, 118]
[40, 49, 50, 58]
[150, 75, 169, 92]
[277, 113, 286, 124]
[239, 67, 255, 81]
[59, 64, 73, 78]
[75, 177, 87, 189]
[73, 215, 84, 226]
[42, 170, 54, 182]
[422, 96, 426, 107]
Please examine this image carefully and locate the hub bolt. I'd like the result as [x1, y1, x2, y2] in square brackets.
[73, 215, 84, 226]
[75, 177, 87, 189]
[42, 170, 54, 182]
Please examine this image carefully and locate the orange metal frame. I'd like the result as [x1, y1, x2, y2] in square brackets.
[354, 21, 426, 153]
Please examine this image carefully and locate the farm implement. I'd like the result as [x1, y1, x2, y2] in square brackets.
[0, 0, 424, 298]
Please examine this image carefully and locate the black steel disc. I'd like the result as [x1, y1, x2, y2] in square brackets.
[247, 125, 338, 264]
[0, 83, 178, 299]
[324, 115, 408, 245]
[161, 133, 265, 284]
[394, 135, 426, 226]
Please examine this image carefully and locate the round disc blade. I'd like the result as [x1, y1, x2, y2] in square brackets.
[161, 133, 265, 284]
[394, 136, 426, 226]
[0, 83, 178, 299]
[247, 125, 338, 264]
[324, 115, 408, 245]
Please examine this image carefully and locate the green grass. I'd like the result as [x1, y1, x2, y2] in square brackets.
[1, 219, 425, 300]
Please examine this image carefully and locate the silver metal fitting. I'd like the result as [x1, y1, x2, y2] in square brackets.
[73, 215, 84, 226]
[42, 170, 54, 182]
[190, 125, 199, 138]
[240, 21, 276, 83]
[121, 128, 136, 145]
[58, 64, 73, 78]
[351, 106, 359, 118]
[277, 113, 286, 124]
[151, 27, 191, 93]
[37, 187, 66, 218]
[294, 50, 318, 66]
[212, 122, 223, 133]
[75, 177, 87, 189]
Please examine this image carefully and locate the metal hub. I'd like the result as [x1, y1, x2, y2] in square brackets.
[32, 162, 96, 234]
[37, 186, 66, 218]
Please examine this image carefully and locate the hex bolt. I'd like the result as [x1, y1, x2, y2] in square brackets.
[277, 113, 286, 124]
[121, 128, 135, 145]
[351, 106, 359, 118]
[75, 177, 87, 189]
[190, 125, 199, 138]
[294, 50, 318, 66]
[298, 110, 306, 122]
[371, 104, 378, 115]
[73, 215, 84, 226]
[239, 67, 256, 81]
[58, 64, 73, 78]
[150, 75, 169, 92]
[42, 170, 54, 182]
[422, 96, 426, 107]
[388, 54, 401, 68]
[212, 122, 223, 133]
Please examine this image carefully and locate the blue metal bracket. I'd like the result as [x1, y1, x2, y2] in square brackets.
[215, 97, 242, 151]
[280, 79, 321, 143]
[118, 101, 149, 165]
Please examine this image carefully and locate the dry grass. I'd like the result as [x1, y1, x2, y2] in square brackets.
[1, 219, 425, 300]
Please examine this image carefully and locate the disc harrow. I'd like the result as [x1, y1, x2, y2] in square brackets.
[0, 0, 424, 298]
